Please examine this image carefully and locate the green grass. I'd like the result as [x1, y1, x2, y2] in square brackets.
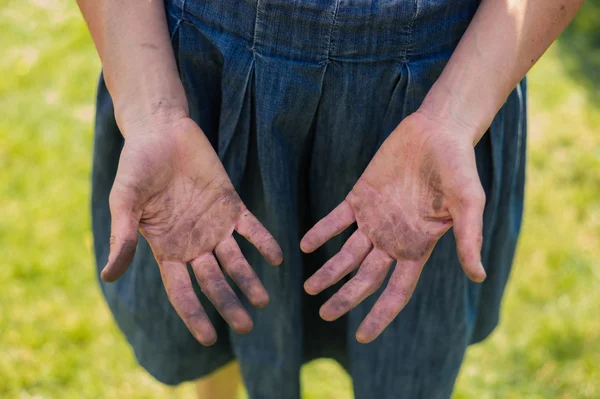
[1, 0, 598, 398]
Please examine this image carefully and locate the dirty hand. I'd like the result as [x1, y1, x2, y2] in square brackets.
[301, 111, 486, 343]
[102, 112, 283, 346]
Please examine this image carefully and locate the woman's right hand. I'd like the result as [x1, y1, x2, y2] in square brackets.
[103, 109, 283, 346]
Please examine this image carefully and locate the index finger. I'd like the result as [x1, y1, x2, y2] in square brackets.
[236, 210, 283, 266]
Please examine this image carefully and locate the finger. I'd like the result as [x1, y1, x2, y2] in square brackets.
[215, 236, 270, 308]
[450, 184, 487, 282]
[236, 210, 283, 266]
[355, 259, 423, 343]
[301, 201, 356, 253]
[101, 193, 140, 282]
[304, 229, 372, 295]
[159, 260, 217, 346]
[190, 253, 253, 334]
[320, 248, 393, 322]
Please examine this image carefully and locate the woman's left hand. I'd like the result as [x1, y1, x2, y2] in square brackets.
[301, 111, 488, 343]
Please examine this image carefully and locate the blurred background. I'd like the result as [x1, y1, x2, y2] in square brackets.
[1, 0, 599, 398]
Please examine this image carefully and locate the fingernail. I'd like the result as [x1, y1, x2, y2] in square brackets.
[478, 261, 487, 281]
[100, 267, 111, 282]
[319, 306, 333, 321]
[299, 239, 309, 253]
[271, 250, 284, 266]
[356, 331, 372, 344]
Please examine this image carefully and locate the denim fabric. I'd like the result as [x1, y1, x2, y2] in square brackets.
[91, 0, 527, 398]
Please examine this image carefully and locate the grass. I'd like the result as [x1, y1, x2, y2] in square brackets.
[0, 0, 598, 398]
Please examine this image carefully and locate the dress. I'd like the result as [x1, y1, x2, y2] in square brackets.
[91, 1, 527, 397]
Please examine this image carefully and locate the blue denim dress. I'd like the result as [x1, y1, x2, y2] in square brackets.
[92, 0, 526, 397]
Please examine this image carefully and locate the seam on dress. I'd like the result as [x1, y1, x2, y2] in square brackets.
[169, 16, 182, 40]
[484, 118, 501, 259]
[179, 0, 189, 25]
[251, 0, 262, 52]
[166, 0, 185, 39]
[325, 0, 341, 64]
[512, 81, 525, 192]
[402, 0, 420, 63]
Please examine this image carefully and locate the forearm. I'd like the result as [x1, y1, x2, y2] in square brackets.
[419, 0, 583, 142]
[76, 0, 187, 131]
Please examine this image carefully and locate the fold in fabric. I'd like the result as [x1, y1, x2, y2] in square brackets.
[91, 1, 527, 397]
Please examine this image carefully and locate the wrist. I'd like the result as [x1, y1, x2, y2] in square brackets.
[105, 62, 189, 136]
[418, 80, 492, 145]
[113, 84, 189, 138]
[115, 96, 189, 139]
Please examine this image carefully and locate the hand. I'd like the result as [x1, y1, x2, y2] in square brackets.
[102, 111, 283, 346]
[301, 111, 487, 343]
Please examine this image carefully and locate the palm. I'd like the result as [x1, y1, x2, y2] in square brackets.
[301, 113, 487, 343]
[103, 117, 282, 345]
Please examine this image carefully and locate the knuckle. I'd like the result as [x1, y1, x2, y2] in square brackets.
[355, 234, 372, 252]
[325, 217, 342, 232]
[185, 310, 208, 325]
[258, 236, 273, 250]
[354, 272, 381, 294]
[366, 279, 382, 296]
[109, 191, 137, 215]
[458, 238, 482, 262]
[168, 286, 193, 303]
[218, 294, 241, 313]
[458, 229, 483, 251]
[208, 279, 239, 310]
[250, 230, 268, 249]
[336, 247, 353, 265]
[229, 255, 248, 269]
[352, 272, 370, 285]
[232, 270, 256, 291]
[169, 295, 203, 320]
[366, 307, 388, 327]
[474, 231, 484, 247]
[386, 287, 411, 306]
[458, 184, 486, 208]
[331, 296, 353, 313]
[211, 278, 231, 293]
[108, 191, 124, 210]
[315, 267, 334, 283]
[345, 193, 359, 208]
[181, 307, 204, 321]
[473, 187, 486, 205]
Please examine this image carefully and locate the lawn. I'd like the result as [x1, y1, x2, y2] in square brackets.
[1, 1, 598, 398]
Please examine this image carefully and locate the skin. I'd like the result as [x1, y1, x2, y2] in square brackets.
[301, 112, 486, 343]
[75, 0, 583, 396]
[76, 0, 283, 347]
[105, 112, 283, 345]
[77, 0, 583, 364]
[302, 0, 584, 344]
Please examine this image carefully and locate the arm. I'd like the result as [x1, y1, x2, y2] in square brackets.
[302, 0, 583, 343]
[421, 0, 584, 142]
[77, 1, 283, 345]
[76, 0, 187, 128]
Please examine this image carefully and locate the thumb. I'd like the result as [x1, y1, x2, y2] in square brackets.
[101, 192, 140, 282]
[450, 183, 487, 283]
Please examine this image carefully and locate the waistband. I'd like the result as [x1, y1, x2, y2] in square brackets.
[168, 0, 480, 63]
